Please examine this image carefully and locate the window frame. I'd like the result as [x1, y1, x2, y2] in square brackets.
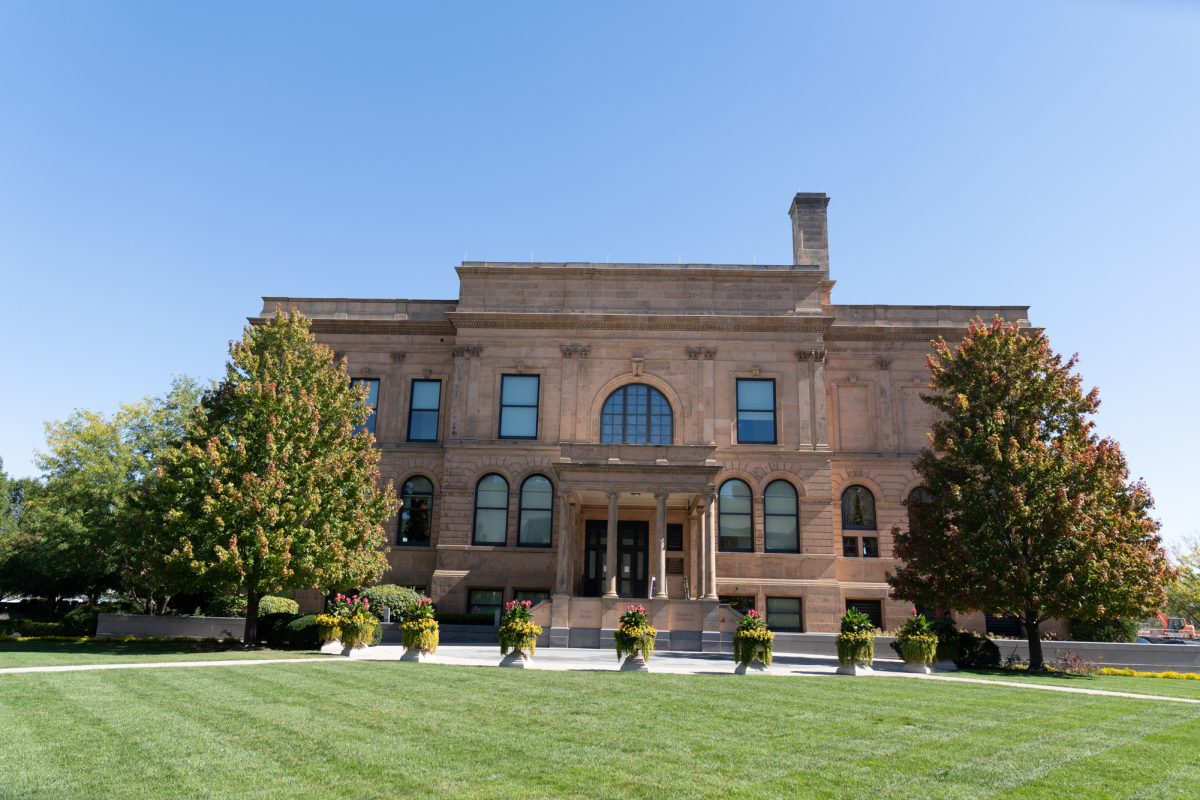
[406, 379, 442, 442]
[861, 536, 880, 558]
[397, 475, 434, 547]
[762, 479, 800, 553]
[840, 485, 878, 531]
[766, 596, 804, 632]
[498, 374, 540, 440]
[513, 589, 552, 606]
[517, 474, 554, 548]
[717, 478, 754, 553]
[599, 383, 674, 445]
[350, 377, 380, 437]
[666, 523, 684, 552]
[467, 588, 505, 622]
[719, 595, 756, 614]
[735, 377, 777, 445]
[471, 473, 510, 546]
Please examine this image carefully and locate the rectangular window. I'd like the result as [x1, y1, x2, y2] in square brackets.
[468, 589, 504, 622]
[845, 599, 883, 630]
[499, 374, 539, 439]
[766, 597, 803, 632]
[861, 536, 879, 558]
[736, 378, 776, 444]
[842, 536, 859, 558]
[666, 523, 684, 552]
[720, 595, 755, 614]
[407, 379, 441, 442]
[513, 589, 551, 606]
[350, 378, 380, 436]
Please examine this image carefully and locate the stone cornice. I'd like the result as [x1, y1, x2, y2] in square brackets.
[247, 317, 456, 336]
[447, 311, 830, 333]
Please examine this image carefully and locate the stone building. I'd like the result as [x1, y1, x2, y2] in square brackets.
[254, 193, 1030, 648]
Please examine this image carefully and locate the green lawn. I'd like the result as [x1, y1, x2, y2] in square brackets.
[0, 639, 327, 668]
[958, 668, 1200, 701]
[1, 661, 1198, 799]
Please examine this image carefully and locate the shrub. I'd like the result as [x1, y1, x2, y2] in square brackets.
[498, 600, 543, 656]
[955, 631, 1001, 669]
[1051, 649, 1099, 676]
[1070, 618, 1139, 643]
[205, 595, 248, 617]
[60, 605, 103, 636]
[259, 596, 300, 616]
[361, 585, 423, 621]
[257, 612, 301, 647]
[1099, 667, 1200, 680]
[283, 615, 323, 649]
[11, 620, 66, 637]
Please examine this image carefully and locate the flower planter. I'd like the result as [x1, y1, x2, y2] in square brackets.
[401, 614, 439, 663]
[835, 631, 876, 676]
[614, 605, 656, 672]
[898, 633, 938, 675]
[499, 648, 534, 668]
[619, 652, 650, 672]
[497, 600, 542, 668]
[733, 610, 775, 674]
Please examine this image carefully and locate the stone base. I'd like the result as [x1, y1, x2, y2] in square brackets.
[499, 650, 533, 669]
[903, 662, 932, 674]
[319, 640, 343, 655]
[836, 663, 874, 676]
[734, 660, 770, 675]
[620, 654, 649, 672]
[346, 645, 374, 659]
[400, 647, 436, 663]
[933, 659, 958, 672]
[545, 626, 570, 648]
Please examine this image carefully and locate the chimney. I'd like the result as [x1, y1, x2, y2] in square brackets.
[788, 192, 830, 268]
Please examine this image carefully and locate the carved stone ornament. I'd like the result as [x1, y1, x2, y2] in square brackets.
[560, 344, 591, 358]
[453, 344, 482, 358]
[795, 349, 827, 362]
[686, 347, 717, 360]
[390, 352, 407, 363]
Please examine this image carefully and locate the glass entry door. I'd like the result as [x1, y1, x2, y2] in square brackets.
[582, 520, 649, 598]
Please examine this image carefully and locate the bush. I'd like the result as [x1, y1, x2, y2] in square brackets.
[11, 620, 66, 637]
[61, 605, 103, 636]
[361, 585, 423, 621]
[257, 612, 301, 647]
[1070, 618, 1139, 643]
[282, 615, 323, 650]
[955, 631, 1001, 669]
[259, 596, 300, 616]
[205, 595, 248, 617]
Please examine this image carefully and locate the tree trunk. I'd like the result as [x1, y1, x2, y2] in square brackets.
[244, 588, 261, 646]
[1026, 618, 1044, 671]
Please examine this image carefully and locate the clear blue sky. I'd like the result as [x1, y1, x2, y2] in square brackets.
[1, 2, 1196, 546]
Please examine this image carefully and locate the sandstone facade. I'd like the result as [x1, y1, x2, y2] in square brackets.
[255, 193, 1031, 645]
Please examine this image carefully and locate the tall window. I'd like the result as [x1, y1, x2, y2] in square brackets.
[473, 474, 509, 545]
[736, 378, 776, 444]
[518, 474, 553, 547]
[763, 480, 799, 552]
[600, 383, 673, 445]
[499, 375, 539, 439]
[350, 378, 380, 436]
[398, 476, 434, 547]
[468, 589, 504, 621]
[906, 486, 933, 535]
[718, 478, 753, 552]
[841, 485, 876, 530]
[407, 380, 441, 442]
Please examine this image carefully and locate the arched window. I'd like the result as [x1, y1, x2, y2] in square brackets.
[718, 478, 753, 552]
[840, 485, 877, 530]
[600, 383, 673, 445]
[518, 475, 553, 547]
[398, 476, 434, 546]
[763, 480, 799, 553]
[906, 486, 934, 535]
[473, 474, 509, 545]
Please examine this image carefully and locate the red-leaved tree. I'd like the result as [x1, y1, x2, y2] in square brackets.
[889, 317, 1175, 670]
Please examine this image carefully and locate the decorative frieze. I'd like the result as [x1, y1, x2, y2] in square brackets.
[877, 357, 891, 370]
[390, 352, 407, 363]
[453, 344, 482, 358]
[686, 347, 717, 360]
[796, 349, 826, 362]
[560, 344, 591, 358]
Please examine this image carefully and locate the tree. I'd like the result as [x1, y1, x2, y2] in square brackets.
[1165, 535, 1200, 624]
[11, 380, 201, 611]
[888, 317, 1175, 670]
[156, 309, 396, 644]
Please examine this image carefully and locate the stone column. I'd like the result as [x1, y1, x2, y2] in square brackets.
[688, 504, 701, 599]
[604, 491, 619, 598]
[554, 490, 572, 594]
[703, 493, 718, 600]
[654, 492, 668, 599]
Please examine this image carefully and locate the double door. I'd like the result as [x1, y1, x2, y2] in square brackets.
[582, 519, 649, 598]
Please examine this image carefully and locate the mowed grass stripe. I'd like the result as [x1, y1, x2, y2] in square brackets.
[2, 662, 1198, 800]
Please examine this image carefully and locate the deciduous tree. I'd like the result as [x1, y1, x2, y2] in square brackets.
[889, 317, 1174, 670]
[1165, 535, 1200, 625]
[157, 310, 395, 644]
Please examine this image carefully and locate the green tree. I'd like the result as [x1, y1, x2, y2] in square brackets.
[889, 317, 1175, 670]
[157, 309, 396, 644]
[15, 380, 202, 611]
[1165, 535, 1200, 625]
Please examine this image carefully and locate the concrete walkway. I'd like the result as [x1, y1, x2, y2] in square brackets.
[3, 645, 1199, 705]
